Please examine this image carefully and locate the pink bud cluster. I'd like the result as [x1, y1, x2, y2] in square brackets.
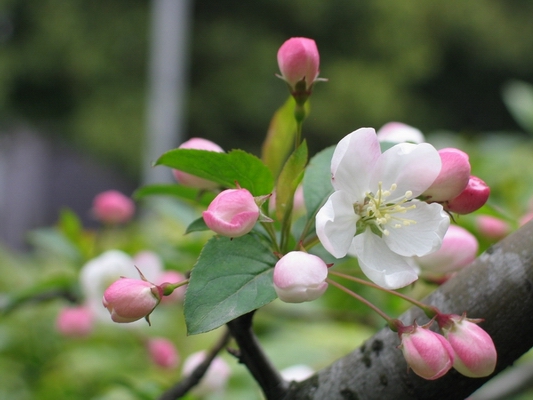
[398, 313, 497, 380]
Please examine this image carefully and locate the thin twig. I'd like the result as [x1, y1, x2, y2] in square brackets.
[158, 328, 232, 400]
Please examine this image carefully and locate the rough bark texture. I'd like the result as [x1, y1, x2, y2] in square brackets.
[284, 221, 533, 400]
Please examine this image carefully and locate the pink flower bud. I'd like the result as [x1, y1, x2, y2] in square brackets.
[273, 251, 329, 303]
[147, 338, 179, 369]
[92, 190, 135, 224]
[437, 314, 497, 378]
[376, 122, 425, 144]
[202, 189, 260, 237]
[56, 305, 94, 337]
[102, 278, 162, 323]
[415, 225, 478, 275]
[476, 215, 511, 240]
[182, 351, 231, 397]
[398, 324, 455, 380]
[172, 138, 224, 189]
[156, 270, 187, 303]
[444, 176, 490, 215]
[423, 148, 471, 202]
[277, 37, 320, 91]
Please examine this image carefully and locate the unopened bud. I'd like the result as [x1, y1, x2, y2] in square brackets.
[277, 37, 320, 92]
[423, 148, 471, 202]
[437, 313, 497, 378]
[203, 188, 260, 237]
[398, 323, 454, 380]
[147, 337, 179, 369]
[103, 278, 162, 324]
[273, 251, 328, 303]
[415, 225, 478, 275]
[444, 176, 490, 214]
[92, 190, 135, 224]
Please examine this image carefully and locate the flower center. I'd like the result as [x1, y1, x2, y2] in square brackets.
[355, 182, 417, 236]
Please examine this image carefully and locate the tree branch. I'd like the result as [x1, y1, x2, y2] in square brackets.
[284, 220, 533, 399]
[226, 311, 289, 399]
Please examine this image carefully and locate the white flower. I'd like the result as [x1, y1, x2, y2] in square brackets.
[316, 128, 450, 289]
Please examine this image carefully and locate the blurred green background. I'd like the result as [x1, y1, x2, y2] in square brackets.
[1, 0, 533, 178]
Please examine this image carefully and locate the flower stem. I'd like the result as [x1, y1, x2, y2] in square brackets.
[261, 221, 281, 254]
[327, 278, 399, 331]
[328, 271, 438, 319]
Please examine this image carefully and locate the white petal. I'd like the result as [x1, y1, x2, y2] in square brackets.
[370, 143, 441, 199]
[349, 229, 419, 289]
[384, 201, 450, 257]
[316, 191, 359, 258]
[330, 128, 380, 200]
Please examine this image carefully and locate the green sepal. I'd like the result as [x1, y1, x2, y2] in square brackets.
[155, 149, 274, 197]
[184, 234, 278, 335]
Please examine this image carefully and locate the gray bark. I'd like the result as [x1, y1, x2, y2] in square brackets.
[284, 220, 533, 400]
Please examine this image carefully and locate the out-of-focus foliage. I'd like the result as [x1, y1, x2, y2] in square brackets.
[2, 0, 533, 176]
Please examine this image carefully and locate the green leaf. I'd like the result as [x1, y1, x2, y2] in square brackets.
[275, 141, 308, 222]
[133, 184, 215, 207]
[303, 146, 335, 220]
[261, 96, 310, 179]
[155, 149, 274, 196]
[184, 234, 278, 335]
[185, 217, 209, 234]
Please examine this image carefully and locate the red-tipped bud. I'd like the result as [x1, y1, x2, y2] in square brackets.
[172, 138, 224, 189]
[92, 190, 135, 224]
[444, 176, 490, 214]
[203, 188, 260, 237]
[423, 148, 471, 202]
[277, 37, 320, 91]
[437, 314, 497, 378]
[273, 251, 328, 303]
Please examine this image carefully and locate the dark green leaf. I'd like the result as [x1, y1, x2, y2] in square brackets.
[303, 146, 335, 220]
[155, 149, 274, 196]
[184, 234, 278, 334]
